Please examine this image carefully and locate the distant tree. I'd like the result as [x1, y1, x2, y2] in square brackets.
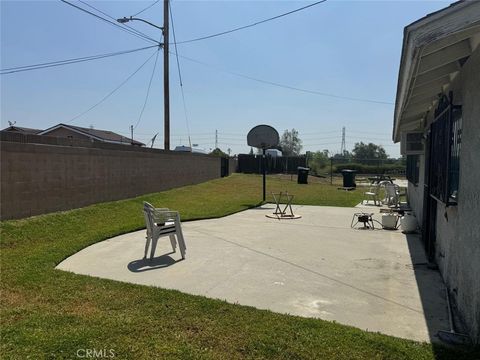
[210, 148, 228, 157]
[279, 129, 302, 156]
[308, 151, 329, 175]
[352, 142, 388, 160]
[332, 150, 352, 160]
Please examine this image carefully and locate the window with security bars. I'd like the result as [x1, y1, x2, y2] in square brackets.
[406, 155, 419, 185]
[429, 94, 461, 205]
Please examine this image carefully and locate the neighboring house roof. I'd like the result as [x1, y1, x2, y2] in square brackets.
[174, 145, 208, 154]
[1, 126, 42, 134]
[38, 123, 145, 146]
[393, 0, 480, 142]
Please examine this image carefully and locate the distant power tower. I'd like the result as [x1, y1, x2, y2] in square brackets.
[215, 129, 218, 149]
[340, 126, 346, 155]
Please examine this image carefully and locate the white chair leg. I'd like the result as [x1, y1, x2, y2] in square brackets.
[180, 235, 186, 259]
[150, 238, 158, 260]
[169, 234, 177, 252]
[176, 225, 186, 259]
[144, 235, 151, 259]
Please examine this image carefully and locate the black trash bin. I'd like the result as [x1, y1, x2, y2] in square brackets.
[341, 169, 356, 188]
[297, 167, 309, 184]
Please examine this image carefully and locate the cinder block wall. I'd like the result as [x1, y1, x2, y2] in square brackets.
[0, 138, 221, 220]
[228, 157, 238, 174]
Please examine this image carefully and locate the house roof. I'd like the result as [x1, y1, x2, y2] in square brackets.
[393, 0, 480, 142]
[1, 126, 42, 134]
[39, 123, 145, 146]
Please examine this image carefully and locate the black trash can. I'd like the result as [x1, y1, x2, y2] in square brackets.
[297, 167, 309, 184]
[341, 169, 356, 188]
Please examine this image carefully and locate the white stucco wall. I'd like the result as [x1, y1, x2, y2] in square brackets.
[407, 154, 425, 225]
[407, 47, 480, 342]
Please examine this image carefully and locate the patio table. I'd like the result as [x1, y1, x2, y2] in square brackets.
[368, 175, 395, 184]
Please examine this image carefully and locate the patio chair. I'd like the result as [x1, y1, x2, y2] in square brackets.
[143, 202, 186, 260]
[363, 183, 381, 206]
[384, 183, 400, 207]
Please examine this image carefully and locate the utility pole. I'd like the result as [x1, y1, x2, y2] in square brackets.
[340, 126, 346, 155]
[215, 129, 218, 149]
[163, 0, 170, 151]
[130, 125, 134, 144]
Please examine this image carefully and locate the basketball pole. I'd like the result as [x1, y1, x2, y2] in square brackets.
[262, 148, 266, 202]
[163, 0, 170, 151]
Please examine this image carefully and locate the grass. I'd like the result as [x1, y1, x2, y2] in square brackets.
[1, 174, 478, 359]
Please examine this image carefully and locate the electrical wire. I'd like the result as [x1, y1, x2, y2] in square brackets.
[78, 0, 160, 44]
[347, 136, 392, 142]
[170, 52, 394, 105]
[171, 132, 213, 137]
[0, 45, 158, 75]
[66, 50, 158, 123]
[134, 49, 161, 129]
[300, 136, 342, 141]
[300, 130, 343, 135]
[60, 0, 160, 45]
[345, 130, 391, 136]
[170, 3, 192, 147]
[175, 0, 328, 44]
[132, 0, 160, 17]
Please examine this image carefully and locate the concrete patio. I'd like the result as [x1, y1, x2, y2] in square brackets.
[57, 205, 448, 343]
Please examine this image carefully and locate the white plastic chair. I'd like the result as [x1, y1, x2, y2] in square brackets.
[363, 183, 381, 206]
[384, 183, 400, 207]
[143, 202, 186, 260]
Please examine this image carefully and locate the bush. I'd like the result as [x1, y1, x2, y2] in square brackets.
[332, 163, 405, 174]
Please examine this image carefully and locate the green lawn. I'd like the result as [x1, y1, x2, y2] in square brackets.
[1, 174, 478, 359]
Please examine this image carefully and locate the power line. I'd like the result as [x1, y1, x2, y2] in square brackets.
[302, 142, 341, 146]
[171, 132, 212, 136]
[218, 132, 246, 137]
[0, 45, 158, 75]
[60, 0, 160, 45]
[78, 0, 160, 44]
[346, 130, 391, 136]
[301, 136, 342, 140]
[171, 52, 394, 105]
[134, 49, 161, 129]
[66, 50, 158, 123]
[170, 3, 192, 147]
[347, 136, 393, 142]
[175, 0, 328, 44]
[300, 130, 342, 135]
[132, 0, 160, 17]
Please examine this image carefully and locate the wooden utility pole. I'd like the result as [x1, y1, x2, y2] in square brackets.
[163, 0, 170, 150]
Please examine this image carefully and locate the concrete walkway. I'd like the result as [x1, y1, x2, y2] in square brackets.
[57, 205, 448, 343]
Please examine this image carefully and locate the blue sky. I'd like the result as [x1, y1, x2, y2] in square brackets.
[1, 0, 450, 156]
